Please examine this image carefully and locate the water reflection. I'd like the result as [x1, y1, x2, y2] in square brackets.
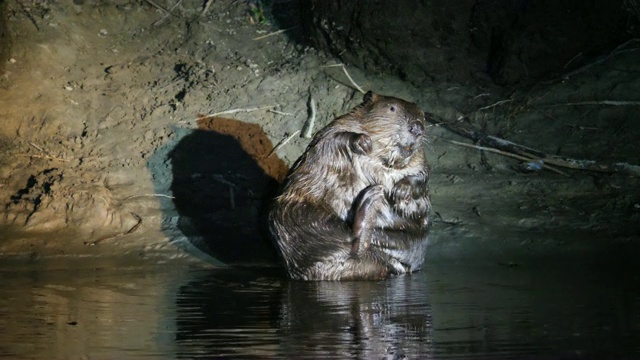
[176, 269, 433, 358]
[277, 277, 433, 359]
[0, 257, 638, 359]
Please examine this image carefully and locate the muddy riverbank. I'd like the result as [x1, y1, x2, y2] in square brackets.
[1, 1, 639, 265]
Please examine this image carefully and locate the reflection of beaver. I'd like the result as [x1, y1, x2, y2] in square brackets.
[269, 91, 431, 281]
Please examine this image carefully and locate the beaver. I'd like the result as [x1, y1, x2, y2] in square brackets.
[269, 91, 431, 281]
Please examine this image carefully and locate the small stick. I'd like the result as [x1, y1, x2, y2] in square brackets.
[30, 142, 45, 153]
[323, 63, 366, 94]
[302, 95, 317, 138]
[201, 0, 214, 16]
[123, 193, 175, 201]
[268, 130, 300, 157]
[477, 99, 512, 112]
[152, 0, 183, 26]
[19, 154, 70, 162]
[441, 138, 570, 177]
[542, 100, 640, 107]
[178, 105, 276, 124]
[268, 109, 294, 116]
[145, 0, 172, 15]
[200, 105, 276, 118]
[253, 27, 297, 41]
[25, 142, 70, 162]
[563, 52, 583, 69]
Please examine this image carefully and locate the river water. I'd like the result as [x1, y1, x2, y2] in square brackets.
[0, 255, 638, 359]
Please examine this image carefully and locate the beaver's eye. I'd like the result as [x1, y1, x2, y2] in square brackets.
[389, 105, 396, 112]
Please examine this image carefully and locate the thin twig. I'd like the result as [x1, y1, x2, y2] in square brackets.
[563, 52, 583, 69]
[201, 0, 214, 16]
[302, 94, 317, 138]
[340, 65, 366, 94]
[27, 142, 66, 161]
[145, 0, 172, 15]
[268, 109, 294, 116]
[253, 27, 297, 41]
[19, 154, 70, 162]
[201, 105, 276, 118]
[542, 100, 640, 107]
[269, 130, 300, 157]
[179, 105, 276, 124]
[123, 193, 175, 201]
[323, 63, 366, 94]
[441, 138, 569, 176]
[29, 142, 45, 152]
[152, 0, 183, 26]
[477, 99, 512, 112]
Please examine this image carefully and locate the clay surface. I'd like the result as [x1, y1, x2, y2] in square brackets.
[0, 1, 638, 264]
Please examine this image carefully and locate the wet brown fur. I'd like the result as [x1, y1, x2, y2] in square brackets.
[269, 92, 431, 281]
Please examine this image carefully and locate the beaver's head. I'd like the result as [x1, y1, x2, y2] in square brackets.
[359, 91, 426, 169]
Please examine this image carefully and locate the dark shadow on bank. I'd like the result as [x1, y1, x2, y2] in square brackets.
[159, 117, 288, 266]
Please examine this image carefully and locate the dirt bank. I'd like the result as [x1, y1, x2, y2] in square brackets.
[1, 1, 639, 265]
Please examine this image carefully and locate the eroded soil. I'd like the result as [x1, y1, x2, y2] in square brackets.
[1, 1, 639, 265]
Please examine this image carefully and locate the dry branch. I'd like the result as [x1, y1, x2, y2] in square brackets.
[441, 138, 569, 176]
[428, 112, 640, 177]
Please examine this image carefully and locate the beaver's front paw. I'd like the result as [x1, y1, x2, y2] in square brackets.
[349, 133, 372, 155]
[391, 176, 428, 204]
[350, 185, 384, 257]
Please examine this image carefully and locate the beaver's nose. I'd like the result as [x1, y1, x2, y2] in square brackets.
[409, 121, 425, 137]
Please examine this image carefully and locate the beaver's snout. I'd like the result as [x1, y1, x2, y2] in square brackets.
[409, 120, 425, 137]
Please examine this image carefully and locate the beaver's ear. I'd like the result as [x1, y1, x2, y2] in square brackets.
[363, 91, 377, 104]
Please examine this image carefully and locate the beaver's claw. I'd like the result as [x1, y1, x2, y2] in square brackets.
[349, 133, 373, 155]
[390, 175, 427, 204]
